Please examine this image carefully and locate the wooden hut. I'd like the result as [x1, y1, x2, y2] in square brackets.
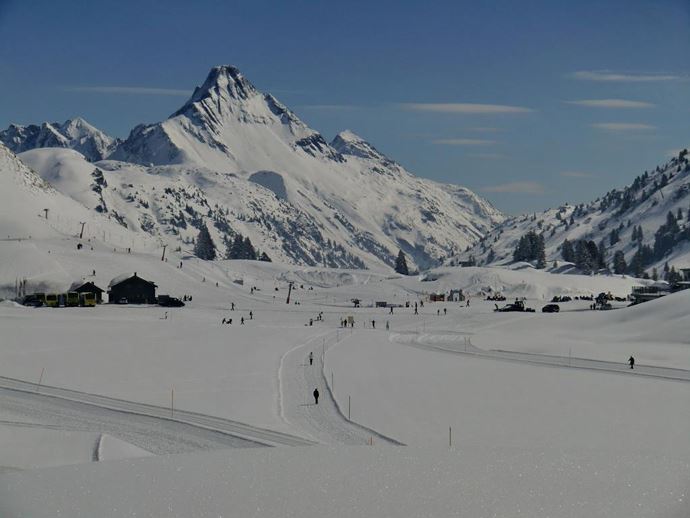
[107, 273, 157, 304]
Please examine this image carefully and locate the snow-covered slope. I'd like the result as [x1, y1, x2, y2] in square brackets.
[461, 149, 690, 274]
[0, 143, 129, 241]
[0, 118, 118, 162]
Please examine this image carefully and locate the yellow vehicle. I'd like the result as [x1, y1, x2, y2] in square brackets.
[45, 293, 59, 307]
[66, 291, 80, 307]
[79, 292, 97, 307]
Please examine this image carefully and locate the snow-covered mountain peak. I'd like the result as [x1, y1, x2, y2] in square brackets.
[331, 130, 388, 162]
[0, 118, 117, 162]
[171, 65, 306, 133]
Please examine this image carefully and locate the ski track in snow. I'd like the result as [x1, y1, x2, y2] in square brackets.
[390, 330, 690, 383]
[0, 374, 315, 453]
[280, 328, 403, 445]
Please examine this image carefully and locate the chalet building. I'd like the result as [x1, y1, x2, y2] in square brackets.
[108, 273, 157, 304]
[630, 281, 670, 305]
[69, 281, 105, 304]
[429, 293, 445, 302]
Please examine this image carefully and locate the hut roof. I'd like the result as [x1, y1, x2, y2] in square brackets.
[108, 273, 157, 288]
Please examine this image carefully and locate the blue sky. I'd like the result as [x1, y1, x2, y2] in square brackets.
[1, 0, 688, 214]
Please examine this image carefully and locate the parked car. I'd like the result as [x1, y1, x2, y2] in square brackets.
[21, 294, 44, 307]
[542, 304, 560, 313]
[116, 297, 128, 304]
[494, 300, 535, 313]
[158, 295, 185, 307]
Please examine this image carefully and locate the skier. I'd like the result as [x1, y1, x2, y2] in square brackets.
[231, 302, 235, 311]
[249, 311, 253, 320]
[313, 388, 319, 405]
[241, 317, 245, 325]
[444, 308, 447, 315]
[92, 269, 96, 276]
[309, 352, 314, 366]
[414, 302, 418, 315]
[466, 299, 470, 307]
[437, 309, 440, 316]
[371, 320, 375, 329]
[386, 320, 389, 330]
[629, 355, 635, 370]
[222, 318, 226, 324]
[389, 306, 393, 314]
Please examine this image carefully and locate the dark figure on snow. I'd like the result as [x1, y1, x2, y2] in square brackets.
[241, 317, 245, 325]
[231, 302, 235, 311]
[249, 311, 253, 320]
[309, 352, 314, 366]
[466, 299, 470, 307]
[437, 309, 440, 316]
[222, 318, 226, 324]
[629, 356, 635, 369]
[313, 388, 319, 405]
[371, 320, 375, 329]
[309, 318, 313, 326]
[444, 308, 447, 315]
[389, 306, 393, 314]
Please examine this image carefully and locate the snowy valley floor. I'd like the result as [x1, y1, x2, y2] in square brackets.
[0, 237, 689, 516]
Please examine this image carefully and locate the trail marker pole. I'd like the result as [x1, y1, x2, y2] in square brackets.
[37, 367, 45, 392]
[449, 426, 452, 448]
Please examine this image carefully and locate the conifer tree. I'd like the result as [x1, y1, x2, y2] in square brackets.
[394, 250, 409, 275]
[612, 250, 627, 274]
[193, 224, 216, 260]
[561, 239, 575, 263]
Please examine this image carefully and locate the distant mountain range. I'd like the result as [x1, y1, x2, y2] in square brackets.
[1, 65, 503, 270]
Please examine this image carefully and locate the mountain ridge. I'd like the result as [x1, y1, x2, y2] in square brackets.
[4, 65, 503, 271]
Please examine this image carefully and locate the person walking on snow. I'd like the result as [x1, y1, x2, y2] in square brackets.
[249, 311, 253, 320]
[371, 320, 375, 329]
[231, 302, 235, 311]
[313, 388, 319, 405]
[309, 352, 314, 366]
[241, 317, 245, 325]
[444, 308, 447, 315]
[629, 356, 635, 369]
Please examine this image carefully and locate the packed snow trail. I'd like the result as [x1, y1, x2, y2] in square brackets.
[0, 374, 315, 449]
[280, 330, 403, 445]
[390, 331, 690, 383]
[0, 387, 259, 454]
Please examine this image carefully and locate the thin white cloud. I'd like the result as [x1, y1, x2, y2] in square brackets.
[560, 171, 595, 178]
[62, 86, 191, 96]
[469, 153, 506, 160]
[297, 104, 360, 111]
[467, 127, 501, 133]
[401, 103, 533, 114]
[481, 181, 545, 194]
[566, 99, 655, 109]
[571, 70, 680, 82]
[591, 122, 656, 131]
[432, 138, 495, 146]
